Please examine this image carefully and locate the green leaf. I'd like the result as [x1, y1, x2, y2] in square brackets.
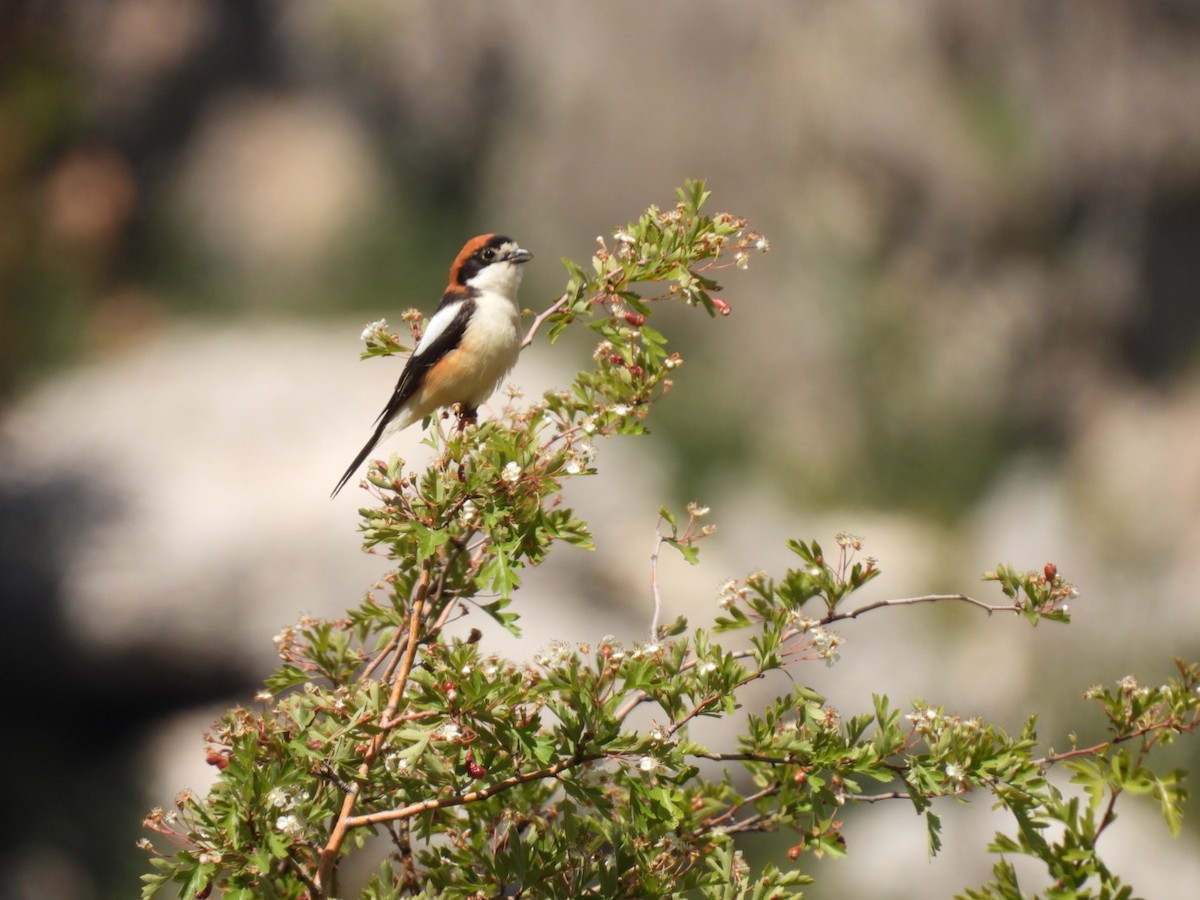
[657, 615, 689, 639]
[659, 506, 678, 530]
[927, 810, 943, 856]
[478, 596, 521, 635]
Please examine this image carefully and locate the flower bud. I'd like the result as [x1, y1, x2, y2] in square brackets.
[465, 750, 486, 779]
[204, 748, 229, 770]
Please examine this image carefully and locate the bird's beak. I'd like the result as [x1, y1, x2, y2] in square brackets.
[506, 247, 533, 264]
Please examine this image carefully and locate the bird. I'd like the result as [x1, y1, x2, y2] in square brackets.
[331, 234, 533, 497]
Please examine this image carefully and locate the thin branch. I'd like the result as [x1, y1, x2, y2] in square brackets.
[1035, 715, 1200, 768]
[695, 782, 780, 835]
[378, 630, 412, 686]
[649, 526, 665, 643]
[849, 791, 912, 804]
[393, 819, 419, 892]
[316, 559, 432, 895]
[619, 590, 1019, 722]
[825, 593, 1020, 623]
[521, 294, 571, 349]
[283, 848, 322, 896]
[666, 668, 767, 739]
[343, 751, 603, 828]
[379, 708, 438, 731]
[360, 623, 404, 681]
[690, 751, 797, 765]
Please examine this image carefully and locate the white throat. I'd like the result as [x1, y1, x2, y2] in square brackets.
[468, 261, 525, 302]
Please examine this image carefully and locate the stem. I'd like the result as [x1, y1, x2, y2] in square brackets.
[361, 623, 404, 681]
[343, 751, 603, 828]
[521, 294, 571, 349]
[824, 593, 1019, 623]
[694, 782, 780, 835]
[315, 559, 432, 895]
[667, 667, 767, 738]
[1035, 716, 1199, 767]
[649, 526, 665, 643]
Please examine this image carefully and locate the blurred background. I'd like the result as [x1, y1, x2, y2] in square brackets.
[2, 1, 1199, 897]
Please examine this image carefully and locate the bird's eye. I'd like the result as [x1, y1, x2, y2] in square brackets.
[481, 248, 496, 261]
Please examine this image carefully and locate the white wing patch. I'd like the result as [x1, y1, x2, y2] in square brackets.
[414, 299, 466, 355]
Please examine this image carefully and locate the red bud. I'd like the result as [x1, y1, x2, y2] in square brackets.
[465, 750, 486, 779]
[204, 748, 229, 770]
[1044, 563, 1057, 581]
[623, 311, 646, 327]
[712, 297, 731, 316]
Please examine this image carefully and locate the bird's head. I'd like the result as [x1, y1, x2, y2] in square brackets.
[451, 234, 533, 299]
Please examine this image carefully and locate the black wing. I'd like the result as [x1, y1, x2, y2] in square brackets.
[331, 299, 474, 497]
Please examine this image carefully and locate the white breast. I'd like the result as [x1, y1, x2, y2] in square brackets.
[457, 288, 522, 406]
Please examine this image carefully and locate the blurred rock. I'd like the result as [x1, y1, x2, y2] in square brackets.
[172, 92, 385, 283]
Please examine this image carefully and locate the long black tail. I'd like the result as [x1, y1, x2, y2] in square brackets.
[330, 419, 389, 497]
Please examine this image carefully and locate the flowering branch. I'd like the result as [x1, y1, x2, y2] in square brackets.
[140, 183, 1196, 900]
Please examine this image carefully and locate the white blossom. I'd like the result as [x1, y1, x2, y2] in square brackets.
[275, 814, 304, 836]
[266, 786, 301, 811]
[384, 752, 411, 775]
[360, 318, 387, 341]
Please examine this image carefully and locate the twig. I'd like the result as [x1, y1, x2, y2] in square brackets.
[695, 782, 780, 835]
[284, 850, 322, 896]
[315, 559, 432, 895]
[343, 751, 603, 828]
[361, 622, 404, 681]
[849, 791, 912, 804]
[649, 526, 665, 643]
[379, 708, 438, 731]
[666, 667, 767, 738]
[1034, 715, 1200, 768]
[613, 591, 1027, 726]
[824, 593, 1019, 623]
[691, 751, 797, 765]
[393, 819, 419, 891]
[521, 294, 571, 349]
